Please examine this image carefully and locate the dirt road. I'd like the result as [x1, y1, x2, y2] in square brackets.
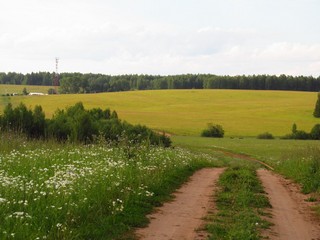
[135, 168, 225, 240]
[258, 169, 320, 240]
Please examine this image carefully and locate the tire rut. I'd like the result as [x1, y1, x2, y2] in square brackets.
[135, 168, 225, 240]
[258, 169, 320, 240]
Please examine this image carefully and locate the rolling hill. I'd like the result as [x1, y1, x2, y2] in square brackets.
[0, 89, 318, 136]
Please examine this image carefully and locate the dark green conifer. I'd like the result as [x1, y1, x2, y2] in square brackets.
[313, 92, 320, 118]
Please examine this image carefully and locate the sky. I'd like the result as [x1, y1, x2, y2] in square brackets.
[0, 0, 319, 76]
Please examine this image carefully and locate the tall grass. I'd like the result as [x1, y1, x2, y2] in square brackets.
[0, 134, 222, 239]
[264, 145, 320, 215]
[267, 146, 320, 194]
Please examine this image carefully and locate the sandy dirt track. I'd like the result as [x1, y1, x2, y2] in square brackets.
[258, 169, 320, 240]
[135, 168, 225, 240]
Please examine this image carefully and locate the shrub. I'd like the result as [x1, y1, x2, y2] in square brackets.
[281, 130, 310, 140]
[281, 123, 312, 140]
[293, 130, 310, 140]
[257, 132, 274, 139]
[201, 124, 224, 138]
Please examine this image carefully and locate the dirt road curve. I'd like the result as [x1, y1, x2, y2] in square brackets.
[258, 169, 320, 240]
[135, 168, 225, 240]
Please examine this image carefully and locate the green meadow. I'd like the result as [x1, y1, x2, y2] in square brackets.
[172, 136, 320, 159]
[1, 89, 318, 137]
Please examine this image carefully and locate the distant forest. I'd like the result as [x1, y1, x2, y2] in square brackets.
[1, 72, 320, 93]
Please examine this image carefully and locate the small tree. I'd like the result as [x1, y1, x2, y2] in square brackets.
[313, 92, 320, 118]
[30, 105, 46, 138]
[292, 123, 297, 134]
[310, 124, 320, 140]
[201, 123, 224, 138]
[22, 87, 28, 95]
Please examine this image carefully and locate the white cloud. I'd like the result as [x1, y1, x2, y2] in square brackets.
[0, 0, 319, 76]
[258, 42, 320, 62]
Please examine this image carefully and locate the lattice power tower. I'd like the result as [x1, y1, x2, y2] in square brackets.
[53, 57, 59, 93]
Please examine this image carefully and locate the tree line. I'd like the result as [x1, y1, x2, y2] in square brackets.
[0, 102, 171, 147]
[1, 72, 320, 93]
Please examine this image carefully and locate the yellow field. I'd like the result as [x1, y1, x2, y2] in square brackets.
[0, 89, 319, 136]
[0, 84, 53, 95]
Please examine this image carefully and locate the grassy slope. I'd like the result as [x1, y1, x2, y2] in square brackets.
[1, 89, 318, 137]
[0, 84, 52, 95]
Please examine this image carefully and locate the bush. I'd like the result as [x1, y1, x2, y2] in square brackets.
[281, 123, 313, 140]
[201, 124, 224, 138]
[281, 130, 310, 140]
[292, 130, 310, 140]
[257, 132, 274, 139]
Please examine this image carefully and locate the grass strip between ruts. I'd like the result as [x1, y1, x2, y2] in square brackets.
[206, 162, 272, 239]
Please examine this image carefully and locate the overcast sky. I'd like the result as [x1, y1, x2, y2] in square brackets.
[1, 0, 319, 76]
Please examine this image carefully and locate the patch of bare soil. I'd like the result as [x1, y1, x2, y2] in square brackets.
[135, 168, 225, 240]
[154, 131, 172, 137]
[258, 169, 320, 240]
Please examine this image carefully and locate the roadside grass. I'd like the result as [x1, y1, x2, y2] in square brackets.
[207, 161, 271, 239]
[0, 133, 224, 240]
[268, 147, 320, 194]
[2, 89, 318, 136]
